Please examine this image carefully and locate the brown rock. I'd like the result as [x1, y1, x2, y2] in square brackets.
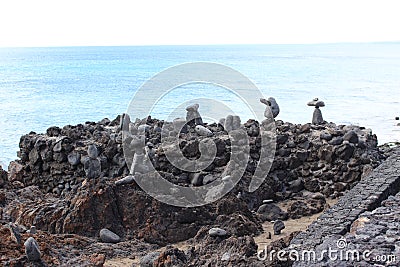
[350, 217, 370, 234]
[89, 253, 106, 267]
[287, 197, 326, 219]
[153, 248, 186, 267]
[8, 161, 24, 182]
[0, 166, 7, 188]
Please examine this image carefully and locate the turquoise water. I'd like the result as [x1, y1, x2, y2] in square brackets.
[0, 44, 399, 168]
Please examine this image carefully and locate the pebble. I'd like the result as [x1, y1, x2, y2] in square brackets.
[87, 144, 98, 159]
[300, 123, 311, 133]
[288, 179, 304, 193]
[329, 136, 343, 146]
[320, 132, 332, 141]
[310, 192, 325, 200]
[83, 158, 101, 179]
[307, 97, 325, 107]
[195, 125, 213, 137]
[27, 226, 37, 234]
[257, 203, 288, 221]
[221, 251, 231, 261]
[115, 175, 135, 186]
[53, 141, 62, 152]
[99, 228, 121, 243]
[222, 175, 231, 182]
[273, 220, 285, 235]
[24, 237, 41, 261]
[208, 227, 227, 237]
[343, 130, 359, 144]
[67, 152, 81, 166]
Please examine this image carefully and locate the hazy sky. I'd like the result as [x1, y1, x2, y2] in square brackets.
[0, 0, 399, 47]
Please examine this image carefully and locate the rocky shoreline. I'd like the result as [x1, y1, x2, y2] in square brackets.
[0, 114, 393, 266]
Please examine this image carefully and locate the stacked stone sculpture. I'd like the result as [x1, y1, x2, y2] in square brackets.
[186, 103, 203, 127]
[260, 97, 280, 119]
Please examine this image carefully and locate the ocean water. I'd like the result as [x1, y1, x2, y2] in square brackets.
[0, 44, 399, 168]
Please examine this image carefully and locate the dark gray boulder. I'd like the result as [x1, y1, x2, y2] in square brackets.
[99, 228, 121, 243]
[343, 130, 359, 144]
[273, 220, 285, 235]
[257, 203, 288, 221]
[208, 227, 228, 237]
[24, 237, 41, 261]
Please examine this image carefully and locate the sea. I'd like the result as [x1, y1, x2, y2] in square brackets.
[0, 43, 399, 168]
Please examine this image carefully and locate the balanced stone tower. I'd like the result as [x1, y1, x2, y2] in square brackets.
[260, 97, 280, 119]
[186, 103, 203, 127]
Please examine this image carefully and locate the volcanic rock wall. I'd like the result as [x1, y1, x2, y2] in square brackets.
[11, 116, 382, 199]
[1, 115, 386, 244]
[289, 147, 400, 266]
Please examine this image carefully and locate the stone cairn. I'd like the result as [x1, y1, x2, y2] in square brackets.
[307, 98, 325, 125]
[186, 103, 203, 127]
[260, 97, 280, 119]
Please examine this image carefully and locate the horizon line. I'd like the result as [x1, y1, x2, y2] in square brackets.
[1, 41, 400, 49]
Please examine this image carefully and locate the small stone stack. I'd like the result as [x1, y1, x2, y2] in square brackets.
[260, 97, 280, 119]
[186, 103, 203, 127]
